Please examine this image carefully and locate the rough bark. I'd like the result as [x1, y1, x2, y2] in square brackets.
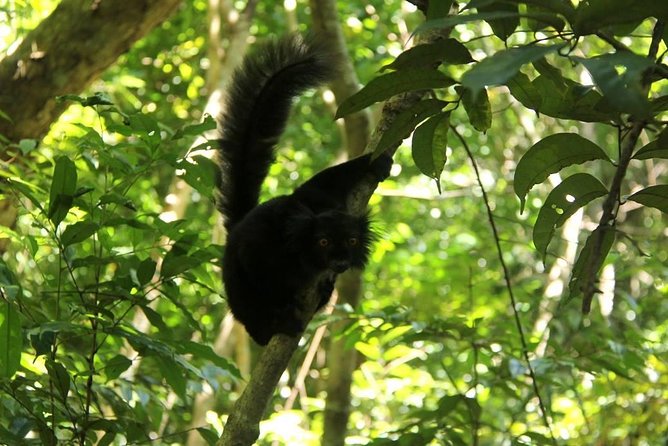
[0, 0, 182, 144]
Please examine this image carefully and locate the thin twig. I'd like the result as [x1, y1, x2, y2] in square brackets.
[452, 125, 557, 444]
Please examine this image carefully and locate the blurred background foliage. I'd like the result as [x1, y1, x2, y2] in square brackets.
[1, 1, 666, 445]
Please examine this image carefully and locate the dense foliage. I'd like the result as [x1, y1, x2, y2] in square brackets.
[1, 1, 667, 445]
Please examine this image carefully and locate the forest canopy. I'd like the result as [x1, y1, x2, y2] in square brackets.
[0, 1, 667, 445]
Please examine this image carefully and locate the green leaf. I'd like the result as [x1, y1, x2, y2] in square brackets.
[382, 39, 473, 72]
[514, 133, 611, 213]
[178, 155, 218, 199]
[426, 0, 453, 20]
[507, 71, 542, 109]
[533, 174, 608, 261]
[411, 112, 450, 183]
[137, 258, 157, 285]
[462, 44, 564, 98]
[140, 305, 168, 331]
[196, 428, 220, 446]
[45, 360, 70, 401]
[574, 53, 654, 117]
[60, 221, 99, 246]
[567, 226, 616, 308]
[459, 86, 492, 132]
[475, 0, 520, 41]
[0, 301, 21, 378]
[172, 115, 217, 139]
[572, 0, 668, 36]
[633, 130, 668, 160]
[627, 185, 668, 214]
[48, 156, 78, 227]
[373, 99, 446, 156]
[103, 355, 133, 380]
[175, 341, 242, 379]
[157, 357, 186, 399]
[336, 70, 454, 118]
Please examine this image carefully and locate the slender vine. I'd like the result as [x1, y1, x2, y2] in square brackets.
[452, 125, 557, 444]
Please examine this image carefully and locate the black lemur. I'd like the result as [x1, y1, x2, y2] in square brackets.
[217, 35, 391, 346]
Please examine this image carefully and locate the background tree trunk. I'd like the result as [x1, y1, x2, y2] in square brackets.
[309, 0, 372, 444]
[0, 0, 182, 144]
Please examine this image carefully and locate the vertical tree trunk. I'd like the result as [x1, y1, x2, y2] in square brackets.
[309, 1, 372, 444]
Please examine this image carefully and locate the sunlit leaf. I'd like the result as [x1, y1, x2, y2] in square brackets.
[533, 173, 607, 261]
[514, 133, 611, 213]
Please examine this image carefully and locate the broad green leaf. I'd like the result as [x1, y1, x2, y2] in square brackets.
[475, 0, 519, 41]
[574, 53, 654, 117]
[572, 0, 668, 36]
[533, 173, 608, 261]
[567, 226, 615, 310]
[45, 360, 70, 401]
[459, 86, 492, 132]
[172, 115, 217, 139]
[137, 258, 157, 285]
[372, 99, 446, 156]
[157, 357, 186, 399]
[507, 71, 542, 109]
[127, 113, 161, 148]
[411, 112, 450, 183]
[48, 156, 77, 227]
[196, 428, 220, 446]
[0, 301, 21, 378]
[103, 355, 133, 380]
[60, 221, 99, 246]
[382, 39, 473, 72]
[633, 130, 668, 160]
[514, 133, 611, 213]
[336, 70, 453, 118]
[627, 185, 668, 214]
[416, 11, 524, 35]
[175, 341, 242, 379]
[178, 155, 218, 199]
[462, 44, 564, 98]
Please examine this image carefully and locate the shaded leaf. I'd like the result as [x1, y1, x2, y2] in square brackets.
[373, 99, 446, 155]
[459, 86, 492, 132]
[514, 133, 611, 213]
[60, 221, 99, 246]
[0, 301, 21, 378]
[462, 44, 565, 98]
[48, 156, 77, 227]
[633, 130, 668, 160]
[382, 39, 473, 72]
[567, 226, 616, 311]
[45, 360, 70, 401]
[627, 185, 668, 214]
[475, 0, 519, 41]
[104, 355, 132, 380]
[574, 53, 654, 117]
[411, 112, 450, 184]
[336, 70, 453, 118]
[533, 173, 607, 261]
[572, 0, 668, 36]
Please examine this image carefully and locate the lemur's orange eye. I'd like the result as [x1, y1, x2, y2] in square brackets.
[319, 238, 329, 247]
[348, 238, 358, 246]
